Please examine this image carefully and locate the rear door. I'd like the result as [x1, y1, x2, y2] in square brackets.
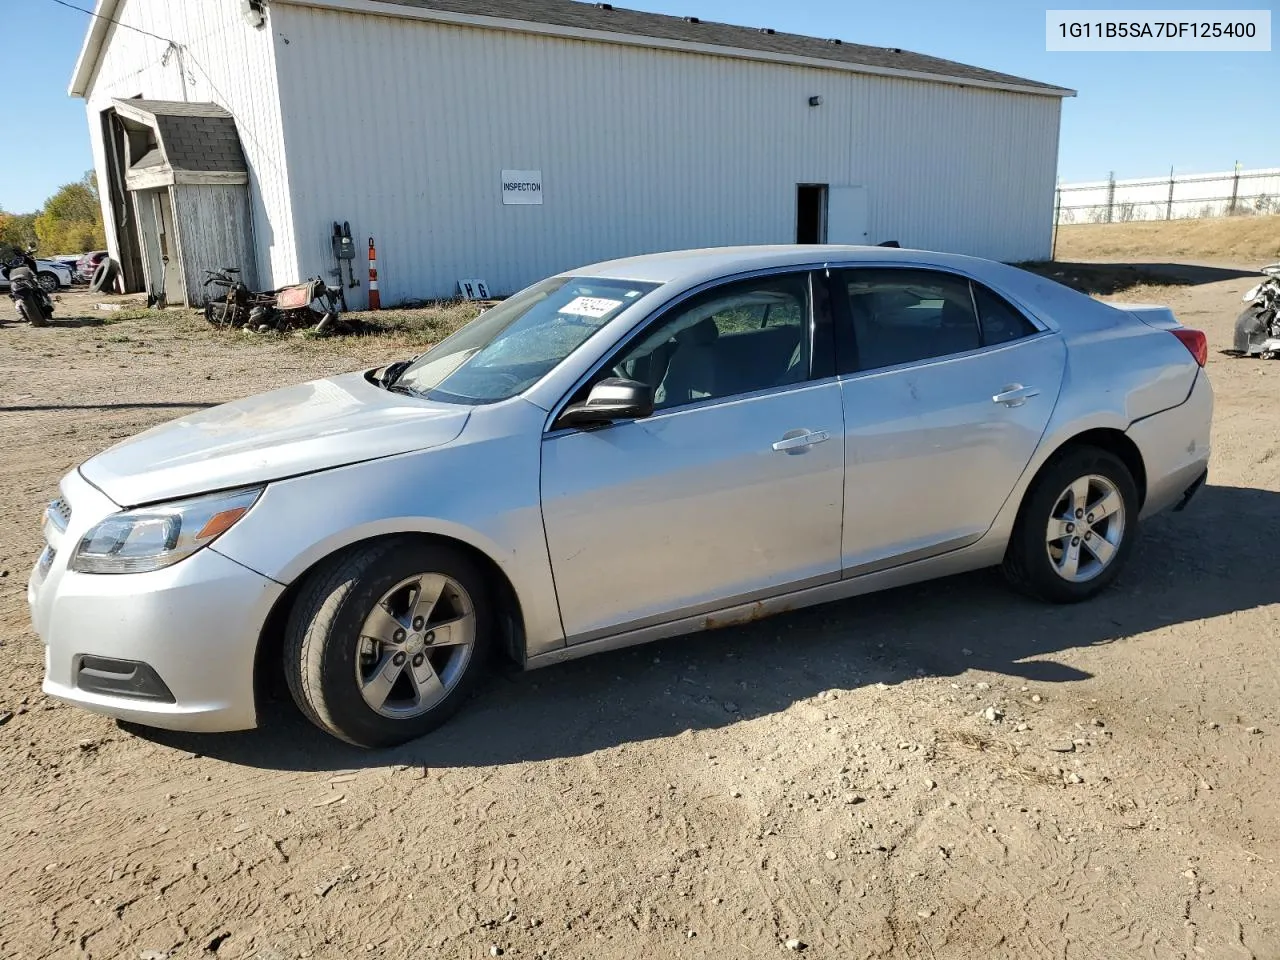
[833, 267, 1066, 574]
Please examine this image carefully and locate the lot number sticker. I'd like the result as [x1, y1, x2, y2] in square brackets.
[560, 296, 623, 319]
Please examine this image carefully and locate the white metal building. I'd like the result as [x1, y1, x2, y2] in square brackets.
[71, 0, 1074, 307]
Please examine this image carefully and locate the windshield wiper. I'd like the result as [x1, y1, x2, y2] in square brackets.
[377, 359, 413, 390]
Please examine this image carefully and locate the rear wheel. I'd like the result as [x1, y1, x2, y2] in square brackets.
[1002, 446, 1139, 603]
[284, 538, 495, 747]
[36, 271, 59, 294]
[19, 291, 49, 327]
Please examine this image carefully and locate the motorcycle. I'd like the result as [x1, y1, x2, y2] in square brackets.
[203, 267, 351, 335]
[2, 251, 54, 327]
[1234, 263, 1280, 358]
[202, 266, 253, 328]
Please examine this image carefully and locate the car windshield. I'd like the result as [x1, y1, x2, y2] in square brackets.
[394, 276, 658, 403]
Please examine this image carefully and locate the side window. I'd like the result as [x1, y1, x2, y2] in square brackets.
[841, 268, 980, 372]
[612, 274, 811, 410]
[973, 283, 1039, 345]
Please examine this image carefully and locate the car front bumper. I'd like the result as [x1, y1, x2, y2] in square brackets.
[28, 471, 284, 733]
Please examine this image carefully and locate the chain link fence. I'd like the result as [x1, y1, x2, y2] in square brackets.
[1055, 166, 1280, 228]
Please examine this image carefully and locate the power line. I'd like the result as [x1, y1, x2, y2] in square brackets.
[45, 0, 176, 46]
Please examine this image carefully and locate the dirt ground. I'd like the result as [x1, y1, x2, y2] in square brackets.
[1, 264, 1277, 960]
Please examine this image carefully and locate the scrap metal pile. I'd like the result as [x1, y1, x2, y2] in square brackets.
[202, 267, 365, 335]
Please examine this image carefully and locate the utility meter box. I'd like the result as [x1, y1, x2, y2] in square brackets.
[331, 221, 356, 260]
[332, 234, 356, 260]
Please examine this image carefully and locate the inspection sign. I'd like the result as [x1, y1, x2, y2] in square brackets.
[502, 170, 543, 205]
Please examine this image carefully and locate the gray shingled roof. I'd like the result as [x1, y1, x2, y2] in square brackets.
[113, 100, 247, 175]
[381, 0, 1071, 95]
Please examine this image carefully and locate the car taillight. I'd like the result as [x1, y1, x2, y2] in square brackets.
[1171, 328, 1207, 367]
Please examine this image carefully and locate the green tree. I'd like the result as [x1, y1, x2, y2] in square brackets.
[33, 171, 106, 254]
[0, 210, 38, 250]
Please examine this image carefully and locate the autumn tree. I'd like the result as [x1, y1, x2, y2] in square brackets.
[0, 210, 38, 250]
[33, 171, 107, 254]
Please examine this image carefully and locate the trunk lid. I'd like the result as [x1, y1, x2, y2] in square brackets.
[1119, 303, 1181, 330]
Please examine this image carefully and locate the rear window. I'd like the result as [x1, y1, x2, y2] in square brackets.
[842, 268, 980, 371]
[973, 284, 1039, 345]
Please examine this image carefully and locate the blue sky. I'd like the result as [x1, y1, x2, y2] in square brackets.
[1, 0, 1276, 213]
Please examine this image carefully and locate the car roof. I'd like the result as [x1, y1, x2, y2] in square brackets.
[555, 244, 1141, 341]
[562, 244, 1003, 287]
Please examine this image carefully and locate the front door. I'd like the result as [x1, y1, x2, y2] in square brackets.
[833, 267, 1066, 573]
[540, 271, 846, 641]
[156, 189, 184, 306]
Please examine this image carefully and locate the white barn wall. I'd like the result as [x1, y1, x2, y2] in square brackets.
[271, 6, 1062, 304]
[82, 0, 296, 286]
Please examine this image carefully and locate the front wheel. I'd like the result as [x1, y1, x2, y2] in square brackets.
[1002, 446, 1140, 603]
[284, 538, 495, 747]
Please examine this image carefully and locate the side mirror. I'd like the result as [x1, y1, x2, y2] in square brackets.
[556, 378, 654, 428]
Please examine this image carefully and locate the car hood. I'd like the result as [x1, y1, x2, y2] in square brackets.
[80, 372, 470, 506]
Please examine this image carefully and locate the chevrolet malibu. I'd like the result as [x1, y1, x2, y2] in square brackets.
[29, 246, 1213, 747]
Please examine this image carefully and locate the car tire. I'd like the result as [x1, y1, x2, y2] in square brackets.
[36, 271, 59, 294]
[89, 258, 119, 293]
[283, 537, 495, 747]
[1001, 445, 1140, 604]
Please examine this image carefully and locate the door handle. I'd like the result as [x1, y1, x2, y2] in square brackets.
[772, 429, 830, 453]
[992, 384, 1040, 407]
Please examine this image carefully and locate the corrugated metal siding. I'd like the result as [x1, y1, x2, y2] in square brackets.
[273, 6, 1061, 304]
[84, 0, 295, 286]
[173, 184, 258, 306]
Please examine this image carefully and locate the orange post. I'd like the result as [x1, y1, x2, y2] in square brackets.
[367, 237, 381, 311]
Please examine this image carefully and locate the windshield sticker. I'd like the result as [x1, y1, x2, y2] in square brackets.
[560, 296, 624, 319]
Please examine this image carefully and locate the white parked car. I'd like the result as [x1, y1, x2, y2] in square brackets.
[0, 259, 73, 293]
[28, 245, 1213, 748]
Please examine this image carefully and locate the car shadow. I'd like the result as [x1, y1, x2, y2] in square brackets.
[1020, 261, 1258, 295]
[132, 483, 1280, 771]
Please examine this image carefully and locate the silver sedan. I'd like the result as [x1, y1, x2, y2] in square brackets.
[28, 246, 1213, 747]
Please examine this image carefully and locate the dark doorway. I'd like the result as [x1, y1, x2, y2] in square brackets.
[796, 184, 828, 244]
[100, 107, 146, 292]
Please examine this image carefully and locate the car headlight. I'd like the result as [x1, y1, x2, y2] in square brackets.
[69, 486, 263, 574]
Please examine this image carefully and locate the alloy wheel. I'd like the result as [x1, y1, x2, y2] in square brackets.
[355, 573, 476, 719]
[1045, 474, 1126, 583]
